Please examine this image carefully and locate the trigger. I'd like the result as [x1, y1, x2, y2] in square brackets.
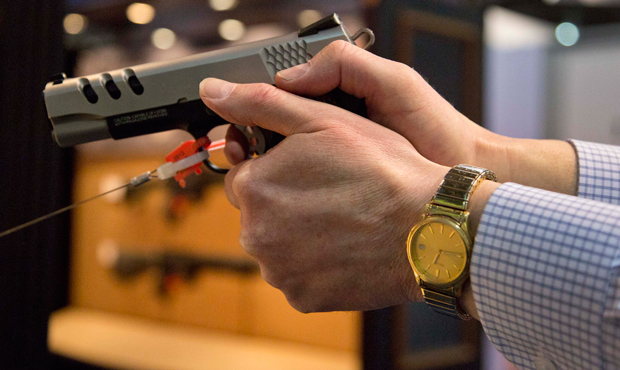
[234, 125, 266, 158]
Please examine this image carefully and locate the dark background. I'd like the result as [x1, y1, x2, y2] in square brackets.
[0, 0, 75, 369]
[2, 1, 620, 369]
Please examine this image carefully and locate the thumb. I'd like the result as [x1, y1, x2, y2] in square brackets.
[199, 78, 355, 137]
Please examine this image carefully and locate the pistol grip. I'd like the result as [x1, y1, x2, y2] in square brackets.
[316, 88, 368, 119]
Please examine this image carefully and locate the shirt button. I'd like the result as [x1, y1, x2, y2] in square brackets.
[534, 356, 556, 370]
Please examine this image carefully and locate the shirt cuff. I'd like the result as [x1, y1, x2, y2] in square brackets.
[571, 139, 620, 205]
[471, 182, 620, 369]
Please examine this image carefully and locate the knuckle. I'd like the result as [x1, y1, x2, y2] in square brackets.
[288, 299, 312, 314]
[280, 287, 309, 313]
[231, 163, 264, 203]
[388, 61, 416, 84]
[260, 267, 286, 290]
[231, 165, 251, 198]
[285, 294, 326, 314]
[395, 61, 414, 76]
[238, 218, 271, 258]
[232, 164, 280, 258]
[257, 271, 334, 314]
[280, 283, 330, 314]
[250, 83, 282, 106]
[325, 40, 353, 58]
[238, 229, 259, 256]
[399, 63, 425, 86]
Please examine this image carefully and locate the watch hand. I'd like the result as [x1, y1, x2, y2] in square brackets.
[443, 251, 463, 257]
[433, 253, 440, 264]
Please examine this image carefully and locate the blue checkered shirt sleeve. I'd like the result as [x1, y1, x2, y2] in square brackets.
[471, 140, 620, 369]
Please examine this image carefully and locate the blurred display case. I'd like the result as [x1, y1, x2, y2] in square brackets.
[364, 1, 484, 370]
[50, 134, 361, 369]
[49, 1, 367, 368]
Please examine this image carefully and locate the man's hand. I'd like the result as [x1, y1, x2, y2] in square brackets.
[199, 77, 450, 312]
[275, 41, 577, 196]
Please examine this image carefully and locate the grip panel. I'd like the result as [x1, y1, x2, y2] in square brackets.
[258, 88, 367, 153]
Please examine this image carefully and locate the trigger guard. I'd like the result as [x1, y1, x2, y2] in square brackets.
[234, 124, 266, 157]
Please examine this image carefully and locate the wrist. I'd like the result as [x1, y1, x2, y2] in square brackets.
[473, 129, 578, 195]
[472, 128, 514, 183]
[459, 280, 478, 320]
[458, 179, 499, 320]
[467, 179, 501, 239]
[507, 138, 578, 195]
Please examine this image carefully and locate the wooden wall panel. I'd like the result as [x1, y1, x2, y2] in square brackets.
[70, 150, 360, 353]
[249, 279, 361, 351]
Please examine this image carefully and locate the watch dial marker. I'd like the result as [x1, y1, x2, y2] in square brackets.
[443, 251, 463, 258]
[449, 231, 455, 238]
[428, 225, 434, 234]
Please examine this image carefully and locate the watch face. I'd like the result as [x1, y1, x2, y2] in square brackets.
[407, 218, 470, 286]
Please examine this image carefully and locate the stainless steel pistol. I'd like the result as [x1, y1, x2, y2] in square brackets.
[43, 14, 373, 173]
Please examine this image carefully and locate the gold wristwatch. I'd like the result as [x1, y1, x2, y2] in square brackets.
[407, 165, 497, 320]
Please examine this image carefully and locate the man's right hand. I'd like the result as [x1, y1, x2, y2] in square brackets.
[275, 41, 577, 196]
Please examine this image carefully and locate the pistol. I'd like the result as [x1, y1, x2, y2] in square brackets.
[43, 14, 373, 173]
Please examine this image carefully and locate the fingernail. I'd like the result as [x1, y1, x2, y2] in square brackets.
[200, 78, 236, 100]
[277, 63, 310, 81]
